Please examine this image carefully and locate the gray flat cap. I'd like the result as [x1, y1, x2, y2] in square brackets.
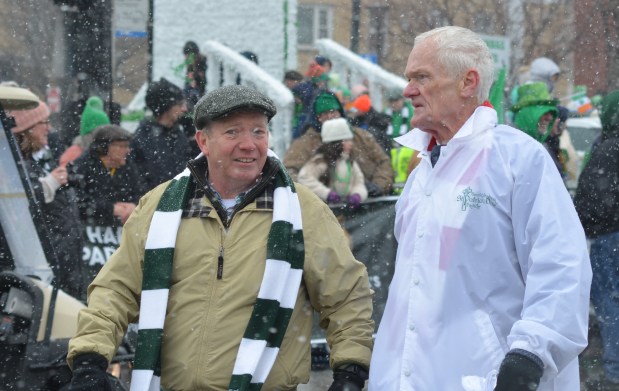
[194, 85, 277, 130]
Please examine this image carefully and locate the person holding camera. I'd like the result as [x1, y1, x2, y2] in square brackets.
[8, 98, 85, 301]
[70, 125, 147, 285]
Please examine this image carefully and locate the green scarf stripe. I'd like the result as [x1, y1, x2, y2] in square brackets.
[133, 329, 164, 369]
[248, 382, 264, 391]
[271, 157, 296, 191]
[156, 175, 191, 212]
[143, 248, 175, 290]
[289, 231, 304, 270]
[266, 221, 293, 261]
[243, 298, 280, 340]
[266, 307, 294, 348]
[229, 374, 253, 390]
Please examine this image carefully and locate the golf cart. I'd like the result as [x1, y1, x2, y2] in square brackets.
[0, 86, 130, 390]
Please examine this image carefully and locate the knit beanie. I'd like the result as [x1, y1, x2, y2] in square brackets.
[80, 96, 111, 136]
[351, 94, 372, 114]
[321, 118, 353, 143]
[145, 78, 185, 117]
[8, 100, 50, 133]
[314, 93, 341, 115]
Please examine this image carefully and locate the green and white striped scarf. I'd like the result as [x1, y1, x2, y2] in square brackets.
[130, 155, 304, 391]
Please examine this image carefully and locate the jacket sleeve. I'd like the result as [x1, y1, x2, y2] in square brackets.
[350, 162, 368, 201]
[298, 186, 374, 369]
[67, 186, 162, 367]
[283, 131, 319, 181]
[508, 143, 592, 379]
[297, 159, 331, 201]
[353, 128, 394, 194]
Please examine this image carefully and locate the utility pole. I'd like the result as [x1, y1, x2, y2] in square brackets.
[350, 0, 361, 53]
[147, 0, 154, 85]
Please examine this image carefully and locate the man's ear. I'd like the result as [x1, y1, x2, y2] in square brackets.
[195, 130, 209, 156]
[460, 68, 480, 99]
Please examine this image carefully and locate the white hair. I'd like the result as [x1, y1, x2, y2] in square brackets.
[415, 26, 495, 104]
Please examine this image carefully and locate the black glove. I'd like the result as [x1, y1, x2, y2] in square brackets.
[494, 349, 544, 391]
[69, 353, 113, 391]
[328, 363, 368, 391]
[365, 181, 384, 197]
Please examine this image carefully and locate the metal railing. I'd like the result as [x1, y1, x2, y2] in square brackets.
[202, 41, 295, 157]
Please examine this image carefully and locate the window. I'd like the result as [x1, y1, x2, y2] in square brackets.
[297, 5, 333, 47]
[368, 6, 389, 63]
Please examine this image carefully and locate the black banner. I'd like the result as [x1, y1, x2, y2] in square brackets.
[313, 196, 398, 339]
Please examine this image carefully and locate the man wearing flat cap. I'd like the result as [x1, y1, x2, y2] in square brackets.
[130, 77, 192, 191]
[67, 85, 374, 391]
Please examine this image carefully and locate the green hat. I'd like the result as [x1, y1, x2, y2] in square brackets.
[80, 96, 110, 136]
[510, 82, 559, 113]
[600, 90, 619, 135]
[314, 93, 341, 115]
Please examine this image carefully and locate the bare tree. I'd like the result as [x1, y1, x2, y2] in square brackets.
[0, 1, 63, 97]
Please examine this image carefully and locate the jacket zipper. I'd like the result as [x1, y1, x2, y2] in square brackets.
[217, 246, 224, 279]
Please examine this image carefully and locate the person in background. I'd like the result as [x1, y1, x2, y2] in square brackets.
[314, 55, 332, 73]
[67, 85, 374, 391]
[72, 126, 145, 227]
[346, 93, 392, 155]
[384, 88, 414, 139]
[130, 78, 192, 191]
[59, 96, 110, 166]
[574, 89, 619, 391]
[290, 64, 329, 138]
[298, 117, 367, 210]
[527, 57, 561, 95]
[283, 70, 303, 90]
[8, 99, 85, 300]
[369, 26, 591, 391]
[508, 57, 561, 125]
[70, 125, 146, 285]
[182, 40, 207, 99]
[384, 88, 420, 193]
[543, 105, 570, 182]
[284, 90, 393, 197]
[511, 82, 559, 144]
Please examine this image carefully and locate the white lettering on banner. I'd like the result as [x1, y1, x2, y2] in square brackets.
[88, 246, 107, 266]
[85, 225, 123, 245]
[82, 225, 124, 266]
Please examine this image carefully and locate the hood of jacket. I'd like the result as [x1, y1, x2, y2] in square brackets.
[528, 57, 560, 93]
[600, 89, 619, 139]
[514, 104, 558, 143]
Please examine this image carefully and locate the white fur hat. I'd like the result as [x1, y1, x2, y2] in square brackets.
[321, 118, 353, 143]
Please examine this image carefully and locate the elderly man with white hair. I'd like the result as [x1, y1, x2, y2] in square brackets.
[369, 26, 591, 391]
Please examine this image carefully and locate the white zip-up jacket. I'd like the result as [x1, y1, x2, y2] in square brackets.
[369, 106, 591, 390]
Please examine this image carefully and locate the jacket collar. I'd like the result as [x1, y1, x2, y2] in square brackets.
[394, 105, 498, 152]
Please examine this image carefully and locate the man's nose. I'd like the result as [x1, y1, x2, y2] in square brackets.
[403, 82, 419, 98]
[238, 132, 256, 149]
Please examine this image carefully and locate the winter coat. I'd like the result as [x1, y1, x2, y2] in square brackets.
[71, 148, 147, 227]
[574, 89, 619, 238]
[369, 106, 591, 391]
[130, 118, 193, 191]
[298, 153, 368, 201]
[25, 151, 84, 300]
[67, 156, 374, 390]
[350, 108, 393, 155]
[284, 126, 393, 195]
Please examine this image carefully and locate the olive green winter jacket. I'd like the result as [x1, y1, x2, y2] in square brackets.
[67, 157, 374, 390]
